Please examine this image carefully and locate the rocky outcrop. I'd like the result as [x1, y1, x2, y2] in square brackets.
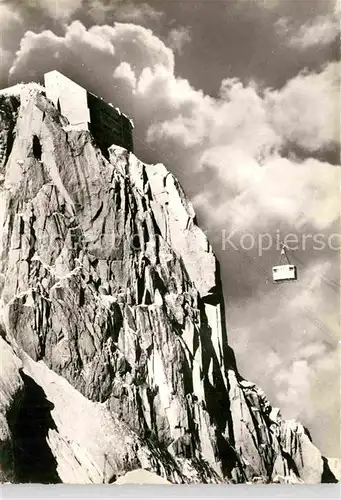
[0, 85, 337, 484]
[326, 458, 340, 481]
[114, 469, 171, 484]
[0, 337, 24, 483]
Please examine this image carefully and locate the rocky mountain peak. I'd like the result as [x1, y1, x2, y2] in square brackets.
[0, 81, 337, 484]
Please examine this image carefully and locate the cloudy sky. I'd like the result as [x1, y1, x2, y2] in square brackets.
[0, 0, 339, 457]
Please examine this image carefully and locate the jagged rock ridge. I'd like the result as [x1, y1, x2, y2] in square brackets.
[0, 85, 337, 484]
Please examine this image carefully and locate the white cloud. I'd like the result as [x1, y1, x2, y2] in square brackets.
[194, 154, 339, 235]
[113, 61, 136, 90]
[9, 21, 175, 84]
[34, 0, 83, 21]
[267, 62, 340, 151]
[0, 3, 22, 29]
[0, 4, 24, 82]
[0, 5, 23, 55]
[276, 13, 340, 50]
[166, 26, 191, 54]
[9, 21, 339, 150]
[1, 0, 163, 26]
[86, 0, 163, 25]
[214, 78, 281, 158]
[116, 2, 163, 23]
[8, 21, 339, 233]
[291, 16, 339, 49]
[141, 63, 339, 161]
[0, 47, 14, 82]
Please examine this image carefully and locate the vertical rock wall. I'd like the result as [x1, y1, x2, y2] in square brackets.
[0, 87, 335, 484]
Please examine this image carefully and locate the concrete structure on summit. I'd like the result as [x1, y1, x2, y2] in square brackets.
[44, 70, 134, 156]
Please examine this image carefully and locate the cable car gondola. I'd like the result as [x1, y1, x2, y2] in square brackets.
[272, 244, 297, 283]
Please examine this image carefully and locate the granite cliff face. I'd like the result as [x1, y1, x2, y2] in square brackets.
[0, 85, 337, 484]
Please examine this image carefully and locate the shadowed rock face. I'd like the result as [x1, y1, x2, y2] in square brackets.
[10, 372, 61, 484]
[0, 337, 24, 483]
[0, 86, 336, 484]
